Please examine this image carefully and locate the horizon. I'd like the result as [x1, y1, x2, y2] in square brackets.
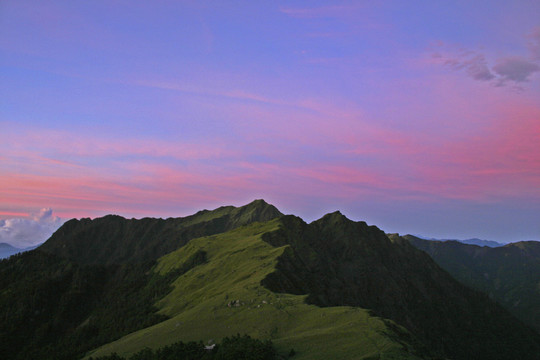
[2, 1, 539, 247]
[0, 199, 535, 248]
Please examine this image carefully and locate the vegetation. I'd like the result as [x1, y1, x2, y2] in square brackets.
[86, 219, 422, 360]
[0, 250, 198, 360]
[2, 200, 540, 360]
[89, 335, 279, 360]
[260, 213, 540, 360]
[0, 200, 278, 360]
[404, 235, 540, 333]
[39, 199, 282, 265]
[0, 243, 23, 259]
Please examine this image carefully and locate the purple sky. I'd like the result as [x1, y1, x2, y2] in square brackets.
[1, 1, 540, 246]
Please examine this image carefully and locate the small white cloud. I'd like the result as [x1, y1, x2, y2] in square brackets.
[0, 208, 64, 248]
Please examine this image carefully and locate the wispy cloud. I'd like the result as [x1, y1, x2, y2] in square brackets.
[441, 52, 495, 81]
[1, 126, 235, 163]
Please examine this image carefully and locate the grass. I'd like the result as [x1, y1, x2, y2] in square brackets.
[85, 219, 421, 360]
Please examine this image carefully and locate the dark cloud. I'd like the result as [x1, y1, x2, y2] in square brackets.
[0, 209, 64, 248]
[465, 54, 496, 81]
[527, 27, 540, 60]
[493, 56, 540, 84]
[442, 52, 495, 81]
[434, 29, 540, 88]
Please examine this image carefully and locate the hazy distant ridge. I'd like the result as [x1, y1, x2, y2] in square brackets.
[0, 243, 39, 259]
[412, 235, 507, 247]
[405, 234, 540, 333]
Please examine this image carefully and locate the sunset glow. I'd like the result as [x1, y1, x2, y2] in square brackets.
[1, 1, 539, 245]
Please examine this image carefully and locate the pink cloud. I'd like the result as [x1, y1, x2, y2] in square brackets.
[1, 126, 236, 169]
[0, 172, 212, 219]
[401, 96, 540, 201]
[0, 211, 29, 218]
[2, 60, 539, 221]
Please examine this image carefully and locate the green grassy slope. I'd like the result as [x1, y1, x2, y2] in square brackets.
[86, 220, 422, 360]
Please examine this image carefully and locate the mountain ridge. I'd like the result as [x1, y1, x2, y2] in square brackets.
[405, 234, 540, 333]
[412, 235, 505, 247]
[260, 215, 540, 359]
[2, 200, 540, 360]
[38, 199, 282, 265]
[0, 243, 40, 259]
[86, 218, 423, 360]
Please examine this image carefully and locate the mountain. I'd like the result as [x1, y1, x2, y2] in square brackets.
[1, 202, 425, 360]
[1, 201, 540, 360]
[86, 217, 423, 360]
[405, 235, 540, 333]
[39, 199, 282, 265]
[0, 243, 40, 259]
[259, 214, 540, 360]
[413, 235, 504, 247]
[0, 200, 284, 360]
[0, 243, 21, 259]
[459, 238, 504, 247]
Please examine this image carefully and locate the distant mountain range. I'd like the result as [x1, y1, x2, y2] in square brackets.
[1, 200, 539, 360]
[404, 234, 540, 334]
[0, 243, 39, 259]
[413, 235, 505, 247]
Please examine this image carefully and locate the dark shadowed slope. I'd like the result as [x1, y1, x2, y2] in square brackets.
[260, 213, 540, 360]
[0, 248, 211, 360]
[405, 235, 540, 333]
[38, 199, 282, 265]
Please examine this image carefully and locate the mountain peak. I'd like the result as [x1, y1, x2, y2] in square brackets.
[231, 199, 283, 224]
[317, 210, 351, 224]
[247, 199, 269, 206]
[243, 199, 282, 214]
[0, 243, 17, 249]
[0, 242, 25, 260]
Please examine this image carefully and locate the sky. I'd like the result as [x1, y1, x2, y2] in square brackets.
[1, 1, 539, 247]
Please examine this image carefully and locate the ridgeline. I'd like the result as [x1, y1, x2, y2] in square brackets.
[1, 200, 539, 360]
